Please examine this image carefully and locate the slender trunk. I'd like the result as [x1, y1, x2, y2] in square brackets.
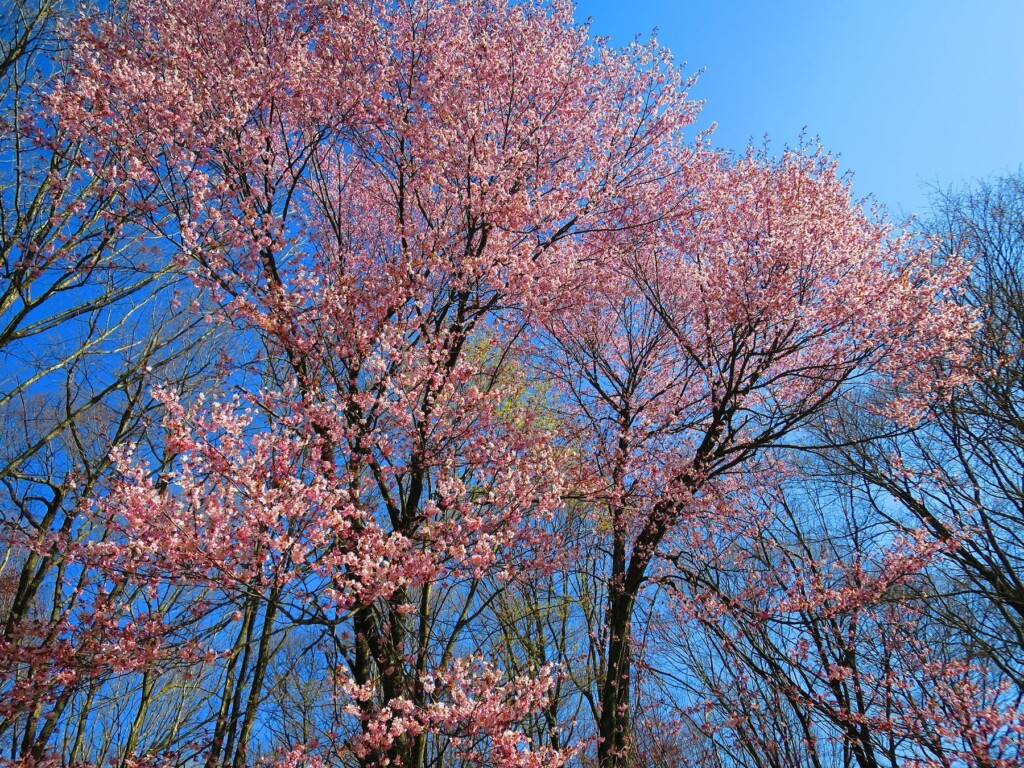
[353, 605, 383, 768]
[221, 597, 259, 768]
[206, 597, 256, 768]
[597, 493, 681, 768]
[121, 670, 155, 766]
[411, 583, 432, 768]
[598, 583, 635, 768]
[598, 491, 633, 768]
[69, 679, 100, 764]
[233, 589, 280, 768]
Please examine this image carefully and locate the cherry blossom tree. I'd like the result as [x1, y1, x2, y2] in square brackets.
[534, 145, 973, 766]
[37, 0, 699, 765]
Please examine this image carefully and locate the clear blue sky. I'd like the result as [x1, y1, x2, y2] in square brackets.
[575, 0, 1024, 219]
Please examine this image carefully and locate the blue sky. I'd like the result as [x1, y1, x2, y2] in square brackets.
[575, 0, 1024, 220]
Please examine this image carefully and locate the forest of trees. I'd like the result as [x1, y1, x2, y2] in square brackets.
[1, 0, 1021, 766]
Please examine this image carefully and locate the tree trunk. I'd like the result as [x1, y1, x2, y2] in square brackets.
[598, 583, 636, 768]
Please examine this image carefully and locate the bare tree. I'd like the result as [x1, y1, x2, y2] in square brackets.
[814, 171, 1024, 682]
